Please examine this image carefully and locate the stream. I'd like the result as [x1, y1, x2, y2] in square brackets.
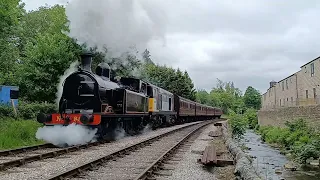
[239, 130, 319, 180]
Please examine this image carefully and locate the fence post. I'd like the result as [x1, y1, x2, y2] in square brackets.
[11, 99, 17, 117]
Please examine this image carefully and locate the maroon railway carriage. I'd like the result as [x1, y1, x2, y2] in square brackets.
[174, 94, 222, 123]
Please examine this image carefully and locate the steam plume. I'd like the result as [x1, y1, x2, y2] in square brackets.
[36, 124, 98, 147]
[55, 61, 79, 106]
[65, 0, 167, 56]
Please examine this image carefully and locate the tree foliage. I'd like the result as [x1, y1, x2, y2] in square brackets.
[195, 79, 262, 114]
[0, 0, 25, 85]
[142, 63, 196, 101]
[243, 86, 262, 109]
[0, 4, 197, 103]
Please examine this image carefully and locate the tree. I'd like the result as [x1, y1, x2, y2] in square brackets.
[142, 49, 154, 65]
[16, 5, 82, 102]
[20, 33, 81, 102]
[17, 5, 69, 57]
[196, 89, 209, 104]
[243, 86, 262, 109]
[0, 0, 25, 85]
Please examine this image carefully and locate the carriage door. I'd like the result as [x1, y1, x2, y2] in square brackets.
[169, 97, 172, 111]
[158, 93, 162, 110]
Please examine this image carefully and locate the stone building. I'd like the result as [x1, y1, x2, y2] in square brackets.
[259, 56, 320, 127]
[261, 56, 320, 110]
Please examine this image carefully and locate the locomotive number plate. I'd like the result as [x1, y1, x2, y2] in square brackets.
[48, 114, 101, 125]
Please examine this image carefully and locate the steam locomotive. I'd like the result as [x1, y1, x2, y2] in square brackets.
[37, 52, 223, 140]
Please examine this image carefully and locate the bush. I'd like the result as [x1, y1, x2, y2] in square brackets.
[243, 108, 258, 129]
[228, 109, 247, 139]
[0, 101, 57, 119]
[18, 101, 57, 119]
[258, 119, 320, 164]
[0, 105, 16, 117]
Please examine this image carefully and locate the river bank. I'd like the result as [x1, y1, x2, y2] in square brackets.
[239, 130, 320, 180]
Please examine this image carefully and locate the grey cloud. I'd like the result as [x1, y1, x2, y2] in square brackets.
[24, 0, 320, 94]
[164, 0, 318, 35]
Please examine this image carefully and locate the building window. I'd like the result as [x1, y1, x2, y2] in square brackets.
[280, 99, 281, 106]
[282, 81, 284, 91]
[313, 88, 316, 99]
[291, 97, 293, 102]
[311, 63, 315, 77]
[287, 98, 288, 101]
[286, 79, 288, 89]
[306, 90, 309, 99]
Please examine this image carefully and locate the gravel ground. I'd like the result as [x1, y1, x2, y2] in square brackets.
[0, 121, 201, 180]
[154, 121, 236, 180]
[70, 124, 202, 180]
[74, 124, 202, 180]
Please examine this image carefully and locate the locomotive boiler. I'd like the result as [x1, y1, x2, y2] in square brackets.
[37, 52, 222, 140]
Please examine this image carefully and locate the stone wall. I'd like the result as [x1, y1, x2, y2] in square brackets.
[258, 105, 320, 128]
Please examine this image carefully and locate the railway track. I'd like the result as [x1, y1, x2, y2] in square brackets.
[0, 143, 53, 156]
[46, 120, 213, 180]
[0, 121, 217, 180]
[0, 140, 108, 171]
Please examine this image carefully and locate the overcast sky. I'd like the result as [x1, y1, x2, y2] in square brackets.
[22, 0, 320, 94]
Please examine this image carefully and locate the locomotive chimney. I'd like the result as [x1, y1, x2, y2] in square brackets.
[80, 52, 93, 72]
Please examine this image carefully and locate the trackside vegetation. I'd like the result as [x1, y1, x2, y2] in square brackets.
[259, 119, 320, 164]
[0, 118, 45, 150]
[228, 107, 320, 164]
[0, 103, 55, 149]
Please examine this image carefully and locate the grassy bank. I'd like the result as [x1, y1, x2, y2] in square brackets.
[0, 118, 45, 150]
[0, 101, 56, 150]
[258, 119, 320, 164]
[227, 108, 320, 164]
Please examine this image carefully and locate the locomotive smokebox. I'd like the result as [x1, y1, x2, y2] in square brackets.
[80, 52, 93, 72]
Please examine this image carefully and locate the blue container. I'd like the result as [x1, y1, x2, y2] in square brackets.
[0, 85, 19, 109]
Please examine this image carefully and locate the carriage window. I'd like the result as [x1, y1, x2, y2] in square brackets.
[141, 83, 147, 94]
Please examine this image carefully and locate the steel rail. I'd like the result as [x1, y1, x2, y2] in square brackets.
[46, 121, 210, 180]
[0, 143, 54, 156]
[0, 140, 109, 171]
[134, 121, 209, 180]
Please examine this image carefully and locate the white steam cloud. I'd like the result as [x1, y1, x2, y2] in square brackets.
[36, 124, 98, 147]
[65, 0, 167, 56]
[55, 61, 79, 106]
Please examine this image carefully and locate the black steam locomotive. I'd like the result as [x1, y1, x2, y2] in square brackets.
[37, 52, 222, 140]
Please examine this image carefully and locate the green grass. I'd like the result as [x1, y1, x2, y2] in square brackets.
[0, 118, 45, 150]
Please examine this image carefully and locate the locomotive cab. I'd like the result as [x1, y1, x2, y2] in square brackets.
[119, 77, 148, 95]
[96, 62, 111, 80]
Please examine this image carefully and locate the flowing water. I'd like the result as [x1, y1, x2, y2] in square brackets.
[239, 130, 319, 180]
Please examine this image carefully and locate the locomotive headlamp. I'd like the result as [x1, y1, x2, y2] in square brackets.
[80, 114, 94, 124]
[37, 113, 52, 123]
